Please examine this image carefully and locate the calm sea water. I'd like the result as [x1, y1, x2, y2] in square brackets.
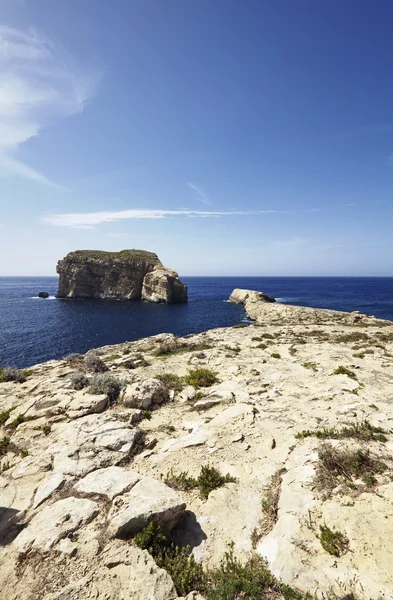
[1, 276, 393, 369]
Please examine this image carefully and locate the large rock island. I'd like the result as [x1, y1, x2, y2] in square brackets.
[56, 249, 187, 303]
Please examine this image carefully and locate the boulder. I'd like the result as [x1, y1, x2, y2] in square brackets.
[107, 476, 186, 537]
[56, 249, 187, 303]
[38, 291, 49, 298]
[123, 379, 168, 409]
[229, 288, 275, 305]
[73, 466, 140, 500]
[14, 497, 100, 553]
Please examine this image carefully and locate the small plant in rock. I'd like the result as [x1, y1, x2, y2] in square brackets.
[70, 372, 90, 390]
[261, 469, 286, 534]
[20, 447, 28, 458]
[184, 368, 218, 389]
[84, 353, 108, 373]
[254, 343, 268, 350]
[64, 353, 84, 364]
[0, 407, 15, 426]
[302, 362, 317, 371]
[333, 366, 357, 380]
[42, 424, 51, 436]
[271, 353, 281, 359]
[165, 465, 237, 499]
[89, 373, 122, 402]
[0, 436, 10, 457]
[8, 414, 26, 430]
[134, 522, 206, 596]
[0, 367, 26, 383]
[319, 524, 349, 557]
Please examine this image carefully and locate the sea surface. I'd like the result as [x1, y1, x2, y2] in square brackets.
[1, 276, 393, 369]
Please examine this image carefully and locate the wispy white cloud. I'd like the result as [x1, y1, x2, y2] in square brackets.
[0, 25, 100, 186]
[41, 207, 321, 228]
[187, 182, 213, 206]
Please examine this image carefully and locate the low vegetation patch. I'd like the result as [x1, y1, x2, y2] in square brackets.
[154, 338, 213, 358]
[296, 420, 388, 443]
[184, 368, 218, 389]
[332, 366, 357, 380]
[0, 407, 15, 426]
[155, 373, 185, 392]
[70, 372, 90, 390]
[316, 443, 388, 493]
[84, 352, 108, 373]
[0, 367, 27, 384]
[89, 373, 122, 402]
[319, 524, 349, 557]
[271, 353, 281, 359]
[134, 521, 205, 596]
[64, 353, 84, 364]
[302, 362, 317, 371]
[335, 332, 369, 344]
[165, 465, 237, 499]
[41, 424, 51, 436]
[8, 414, 27, 430]
[0, 436, 10, 457]
[260, 469, 286, 535]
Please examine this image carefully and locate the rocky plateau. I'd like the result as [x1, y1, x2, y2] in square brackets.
[1, 290, 393, 599]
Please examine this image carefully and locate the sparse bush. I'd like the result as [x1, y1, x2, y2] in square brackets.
[316, 443, 387, 492]
[84, 353, 108, 373]
[134, 522, 205, 596]
[156, 373, 184, 392]
[89, 373, 122, 402]
[184, 368, 218, 389]
[232, 323, 249, 328]
[333, 366, 357, 380]
[271, 353, 281, 359]
[0, 407, 15, 426]
[319, 524, 349, 557]
[335, 332, 369, 343]
[20, 447, 28, 458]
[261, 469, 286, 533]
[70, 372, 90, 390]
[0, 436, 10, 456]
[296, 420, 388, 443]
[165, 465, 237, 499]
[8, 414, 26, 430]
[254, 343, 268, 350]
[0, 367, 26, 384]
[64, 353, 84, 363]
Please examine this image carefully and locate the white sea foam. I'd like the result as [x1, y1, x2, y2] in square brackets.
[31, 296, 57, 300]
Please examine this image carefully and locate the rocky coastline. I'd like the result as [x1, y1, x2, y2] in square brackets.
[1, 290, 393, 599]
[56, 249, 188, 303]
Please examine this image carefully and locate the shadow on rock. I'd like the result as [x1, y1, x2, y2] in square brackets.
[171, 510, 207, 551]
[0, 507, 24, 546]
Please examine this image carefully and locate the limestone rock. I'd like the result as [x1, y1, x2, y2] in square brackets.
[56, 249, 187, 303]
[73, 466, 140, 500]
[33, 472, 65, 508]
[142, 264, 188, 303]
[108, 476, 186, 537]
[123, 378, 168, 409]
[15, 497, 99, 553]
[229, 288, 276, 304]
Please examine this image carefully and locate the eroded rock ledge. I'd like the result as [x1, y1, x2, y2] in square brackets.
[56, 249, 188, 303]
[1, 296, 393, 599]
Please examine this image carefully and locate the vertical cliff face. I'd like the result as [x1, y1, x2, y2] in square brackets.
[56, 250, 188, 303]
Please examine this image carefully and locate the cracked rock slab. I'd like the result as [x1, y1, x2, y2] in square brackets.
[73, 466, 140, 500]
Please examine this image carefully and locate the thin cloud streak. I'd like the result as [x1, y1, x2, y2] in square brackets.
[42, 207, 321, 228]
[187, 182, 213, 206]
[0, 25, 99, 186]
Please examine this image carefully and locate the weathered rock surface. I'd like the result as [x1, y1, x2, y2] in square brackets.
[2, 303, 393, 599]
[56, 249, 187, 303]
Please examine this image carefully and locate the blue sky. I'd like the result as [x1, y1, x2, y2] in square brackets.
[1, 0, 393, 275]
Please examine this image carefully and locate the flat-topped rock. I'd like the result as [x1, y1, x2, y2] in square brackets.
[56, 249, 187, 303]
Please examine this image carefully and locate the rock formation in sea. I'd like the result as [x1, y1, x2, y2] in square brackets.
[56, 249, 188, 303]
[1, 290, 392, 599]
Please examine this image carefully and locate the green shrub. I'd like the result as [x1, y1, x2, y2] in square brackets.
[165, 465, 237, 499]
[134, 522, 205, 596]
[271, 353, 281, 359]
[0, 367, 26, 384]
[0, 407, 15, 426]
[64, 353, 84, 363]
[89, 373, 122, 402]
[206, 546, 302, 600]
[319, 524, 349, 557]
[70, 372, 90, 390]
[302, 362, 317, 371]
[42, 424, 51, 436]
[155, 373, 184, 392]
[184, 368, 218, 389]
[0, 436, 10, 456]
[8, 414, 26, 430]
[333, 366, 357, 380]
[295, 420, 388, 443]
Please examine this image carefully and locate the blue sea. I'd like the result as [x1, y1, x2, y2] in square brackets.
[1, 276, 393, 369]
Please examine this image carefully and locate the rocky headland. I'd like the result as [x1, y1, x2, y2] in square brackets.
[1, 290, 393, 599]
[56, 249, 188, 303]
